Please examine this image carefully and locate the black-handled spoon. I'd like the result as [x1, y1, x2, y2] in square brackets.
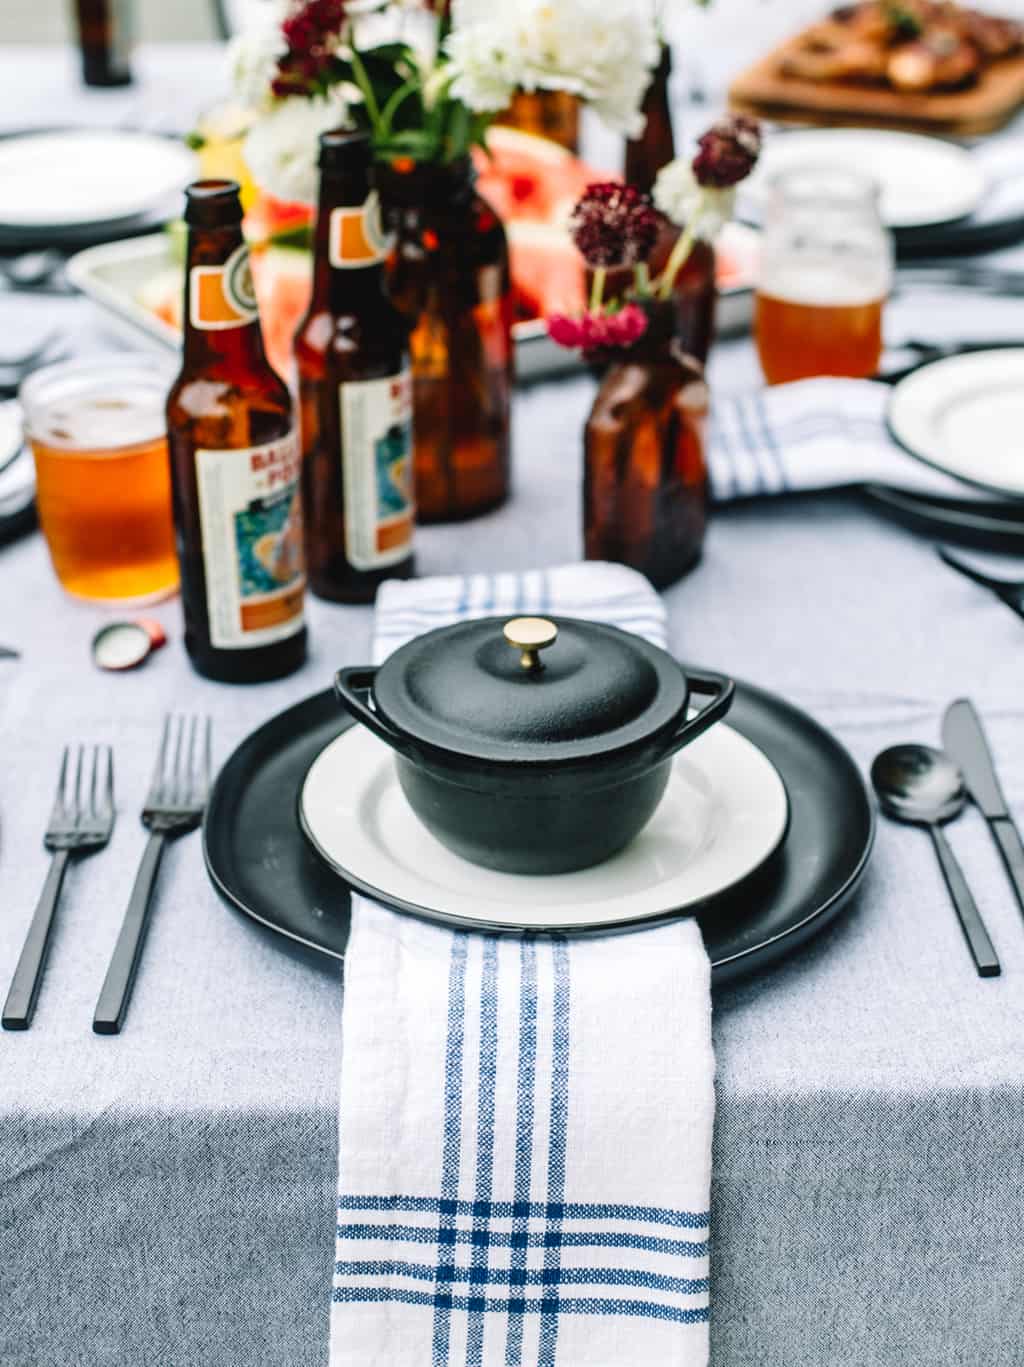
[871, 744, 1000, 978]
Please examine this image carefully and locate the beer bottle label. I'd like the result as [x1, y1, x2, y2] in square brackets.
[328, 192, 391, 270]
[339, 370, 414, 571]
[189, 243, 260, 331]
[195, 431, 306, 650]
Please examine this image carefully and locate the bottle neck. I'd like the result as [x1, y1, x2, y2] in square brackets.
[183, 223, 269, 371]
[310, 174, 389, 313]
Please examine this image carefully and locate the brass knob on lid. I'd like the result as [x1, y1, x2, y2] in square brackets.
[503, 617, 558, 672]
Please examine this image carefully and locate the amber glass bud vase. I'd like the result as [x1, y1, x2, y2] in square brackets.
[496, 89, 580, 153]
[624, 44, 674, 195]
[375, 158, 513, 523]
[584, 301, 708, 589]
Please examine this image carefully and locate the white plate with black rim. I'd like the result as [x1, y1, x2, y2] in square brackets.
[743, 129, 986, 231]
[299, 721, 789, 933]
[887, 348, 1024, 499]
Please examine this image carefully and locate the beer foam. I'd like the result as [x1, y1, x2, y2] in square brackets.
[757, 260, 890, 309]
[36, 392, 164, 453]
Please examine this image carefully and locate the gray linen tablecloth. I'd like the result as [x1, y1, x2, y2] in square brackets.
[3, 38, 1024, 1367]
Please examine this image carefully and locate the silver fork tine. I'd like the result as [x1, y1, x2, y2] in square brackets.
[105, 746, 115, 817]
[185, 715, 198, 803]
[89, 745, 99, 818]
[73, 746, 84, 821]
[203, 717, 212, 795]
[147, 716, 171, 805]
[50, 747, 69, 823]
[171, 714, 185, 804]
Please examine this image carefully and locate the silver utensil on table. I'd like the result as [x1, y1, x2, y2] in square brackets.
[872, 743, 1000, 978]
[937, 547, 1024, 623]
[2, 745, 115, 1029]
[0, 332, 68, 400]
[93, 715, 211, 1036]
[0, 249, 67, 293]
[943, 699, 1024, 923]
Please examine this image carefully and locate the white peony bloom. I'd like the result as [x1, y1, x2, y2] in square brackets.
[445, 34, 522, 113]
[227, 3, 289, 111]
[242, 93, 350, 204]
[653, 158, 735, 239]
[447, 0, 659, 134]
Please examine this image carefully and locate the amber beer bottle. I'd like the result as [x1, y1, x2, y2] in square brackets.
[296, 129, 414, 602]
[73, 0, 133, 87]
[166, 180, 307, 682]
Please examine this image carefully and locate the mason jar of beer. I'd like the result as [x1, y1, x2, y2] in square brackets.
[166, 180, 307, 683]
[295, 129, 414, 603]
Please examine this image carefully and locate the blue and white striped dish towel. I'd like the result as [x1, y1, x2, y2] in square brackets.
[331, 563, 714, 1367]
[710, 376, 973, 502]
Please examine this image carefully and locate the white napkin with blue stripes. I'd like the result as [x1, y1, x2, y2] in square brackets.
[709, 377, 972, 502]
[331, 563, 714, 1367]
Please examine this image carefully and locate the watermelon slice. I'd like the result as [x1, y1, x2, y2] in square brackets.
[251, 246, 312, 378]
[473, 127, 606, 226]
[135, 245, 312, 381]
[505, 221, 585, 321]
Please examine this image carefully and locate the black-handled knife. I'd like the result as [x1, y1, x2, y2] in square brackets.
[943, 699, 1024, 922]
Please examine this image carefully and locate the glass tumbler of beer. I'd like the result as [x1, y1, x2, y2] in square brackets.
[21, 356, 179, 603]
[755, 167, 893, 385]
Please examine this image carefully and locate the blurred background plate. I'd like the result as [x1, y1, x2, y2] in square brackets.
[0, 129, 196, 233]
[887, 347, 1024, 497]
[742, 128, 987, 230]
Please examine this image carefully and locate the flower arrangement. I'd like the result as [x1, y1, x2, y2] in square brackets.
[548, 114, 762, 357]
[230, 0, 662, 204]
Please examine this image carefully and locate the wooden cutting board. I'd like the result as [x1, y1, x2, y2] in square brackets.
[729, 39, 1024, 136]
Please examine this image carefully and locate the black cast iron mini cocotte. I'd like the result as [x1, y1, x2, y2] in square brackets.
[334, 615, 734, 874]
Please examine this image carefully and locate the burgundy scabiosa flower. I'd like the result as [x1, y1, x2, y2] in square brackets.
[691, 114, 762, 189]
[569, 182, 660, 268]
[272, 0, 348, 97]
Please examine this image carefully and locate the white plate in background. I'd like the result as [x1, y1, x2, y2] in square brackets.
[0, 130, 196, 231]
[887, 348, 1024, 497]
[744, 129, 986, 230]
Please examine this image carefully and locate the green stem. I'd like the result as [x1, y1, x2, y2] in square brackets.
[634, 261, 650, 297]
[657, 222, 697, 300]
[378, 77, 420, 138]
[348, 45, 383, 134]
[589, 266, 606, 312]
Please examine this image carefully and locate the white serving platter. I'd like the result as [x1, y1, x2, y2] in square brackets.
[67, 224, 760, 380]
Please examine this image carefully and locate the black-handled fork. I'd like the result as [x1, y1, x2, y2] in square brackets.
[3, 745, 115, 1030]
[93, 715, 211, 1036]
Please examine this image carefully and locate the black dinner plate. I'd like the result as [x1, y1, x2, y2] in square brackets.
[203, 677, 874, 986]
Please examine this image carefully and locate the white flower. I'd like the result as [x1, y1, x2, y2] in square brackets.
[227, 3, 289, 111]
[653, 158, 735, 240]
[352, 4, 442, 75]
[242, 93, 350, 204]
[445, 20, 524, 113]
[447, 0, 659, 134]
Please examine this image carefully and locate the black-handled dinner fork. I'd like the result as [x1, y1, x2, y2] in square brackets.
[937, 547, 1024, 622]
[3, 745, 115, 1030]
[92, 715, 211, 1035]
